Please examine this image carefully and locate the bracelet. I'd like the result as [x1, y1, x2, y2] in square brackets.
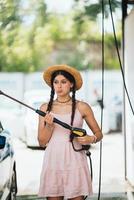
[92, 135, 97, 144]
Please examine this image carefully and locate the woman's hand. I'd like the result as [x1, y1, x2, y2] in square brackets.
[38, 104, 54, 147]
[76, 135, 97, 145]
[44, 112, 54, 128]
[77, 101, 103, 142]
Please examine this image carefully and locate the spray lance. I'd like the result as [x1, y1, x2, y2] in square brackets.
[0, 90, 90, 151]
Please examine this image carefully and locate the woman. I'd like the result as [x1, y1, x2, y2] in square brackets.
[38, 64, 103, 200]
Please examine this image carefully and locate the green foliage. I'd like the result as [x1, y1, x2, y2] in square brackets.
[105, 57, 120, 69]
[34, 0, 48, 27]
[105, 33, 121, 48]
[74, 0, 121, 21]
[54, 48, 89, 70]
[0, 0, 21, 30]
[0, 0, 121, 72]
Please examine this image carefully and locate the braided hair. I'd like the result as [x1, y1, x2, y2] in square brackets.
[46, 87, 55, 112]
[46, 70, 76, 126]
[70, 84, 76, 126]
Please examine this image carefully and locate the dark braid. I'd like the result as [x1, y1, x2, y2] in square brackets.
[46, 87, 55, 112]
[70, 84, 76, 143]
[71, 84, 76, 126]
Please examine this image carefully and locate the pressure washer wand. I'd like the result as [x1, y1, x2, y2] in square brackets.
[0, 90, 36, 112]
[0, 90, 90, 150]
[0, 90, 72, 131]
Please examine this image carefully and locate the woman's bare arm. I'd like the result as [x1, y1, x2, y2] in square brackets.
[38, 104, 54, 147]
[76, 101, 103, 145]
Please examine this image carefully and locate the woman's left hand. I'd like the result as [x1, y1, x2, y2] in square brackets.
[76, 135, 97, 145]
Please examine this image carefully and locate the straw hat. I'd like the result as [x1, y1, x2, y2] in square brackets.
[43, 64, 83, 90]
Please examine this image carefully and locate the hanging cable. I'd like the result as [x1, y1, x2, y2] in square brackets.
[95, 0, 134, 199]
[108, 0, 134, 115]
[108, 0, 134, 191]
[97, 0, 105, 199]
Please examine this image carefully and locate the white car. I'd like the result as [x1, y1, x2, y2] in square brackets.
[0, 102, 24, 140]
[23, 89, 50, 148]
[0, 121, 17, 200]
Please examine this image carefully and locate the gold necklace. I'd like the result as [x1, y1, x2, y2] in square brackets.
[56, 98, 71, 103]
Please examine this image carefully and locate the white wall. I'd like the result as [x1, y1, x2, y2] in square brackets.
[124, 8, 134, 186]
[0, 70, 122, 105]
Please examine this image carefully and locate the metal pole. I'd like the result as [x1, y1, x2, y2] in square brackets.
[122, 0, 127, 180]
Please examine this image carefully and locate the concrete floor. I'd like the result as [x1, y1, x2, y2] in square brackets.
[14, 132, 133, 199]
[16, 193, 128, 200]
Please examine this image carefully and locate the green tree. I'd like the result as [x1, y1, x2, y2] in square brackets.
[35, 0, 48, 27]
[0, 0, 121, 72]
[74, 0, 121, 21]
[0, 0, 21, 30]
[73, 0, 121, 70]
[0, 0, 50, 72]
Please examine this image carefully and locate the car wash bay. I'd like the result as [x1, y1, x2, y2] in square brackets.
[16, 3, 134, 200]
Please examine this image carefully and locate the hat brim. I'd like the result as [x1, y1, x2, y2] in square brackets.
[43, 65, 83, 90]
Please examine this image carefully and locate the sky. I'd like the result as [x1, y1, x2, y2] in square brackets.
[45, 0, 74, 13]
[21, 0, 121, 32]
[45, 0, 121, 32]
[21, 0, 75, 25]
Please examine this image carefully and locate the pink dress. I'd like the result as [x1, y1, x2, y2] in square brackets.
[38, 109, 93, 199]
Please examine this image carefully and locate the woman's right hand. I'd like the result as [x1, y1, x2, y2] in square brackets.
[44, 112, 54, 128]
